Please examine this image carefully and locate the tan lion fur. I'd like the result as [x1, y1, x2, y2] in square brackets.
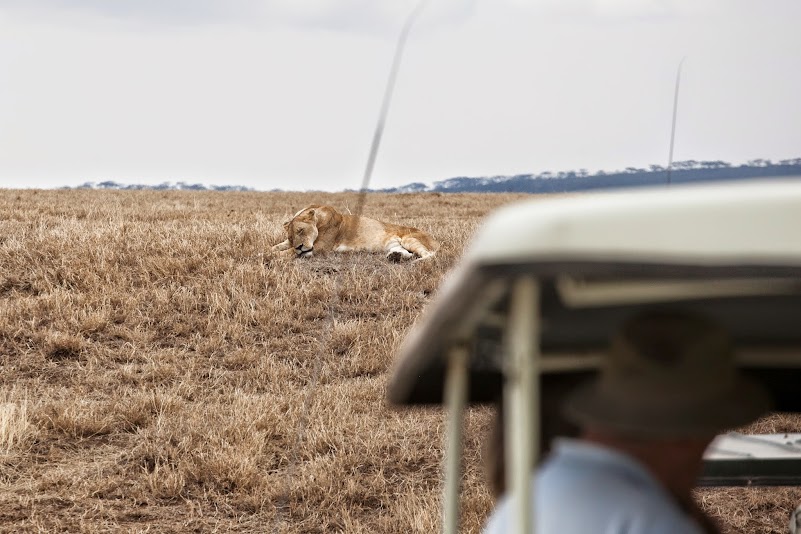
[271, 205, 438, 262]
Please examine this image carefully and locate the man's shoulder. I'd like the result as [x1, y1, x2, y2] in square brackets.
[484, 489, 704, 534]
[534, 440, 703, 533]
[538, 439, 657, 491]
[483, 441, 706, 534]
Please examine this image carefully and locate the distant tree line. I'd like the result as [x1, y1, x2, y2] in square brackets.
[379, 159, 801, 194]
[66, 158, 801, 193]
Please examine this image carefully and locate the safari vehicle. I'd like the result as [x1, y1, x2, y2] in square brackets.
[386, 178, 801, 534]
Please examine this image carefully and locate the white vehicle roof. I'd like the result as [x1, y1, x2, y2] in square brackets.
[465, 178, 801, 266]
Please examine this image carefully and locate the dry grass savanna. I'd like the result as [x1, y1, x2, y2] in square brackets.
[0, 189, 798, 533]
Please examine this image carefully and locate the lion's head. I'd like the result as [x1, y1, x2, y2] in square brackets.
[284, 209, 319, 258]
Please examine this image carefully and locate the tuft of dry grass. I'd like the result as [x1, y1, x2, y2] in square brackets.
[696, 487, 801, 534]
[0, 189, 797, 533]
[0, 390, 34, 456]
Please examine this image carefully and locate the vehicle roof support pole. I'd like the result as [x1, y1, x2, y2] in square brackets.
[504, 276, 540, 534]
[443, 344, 469, 534]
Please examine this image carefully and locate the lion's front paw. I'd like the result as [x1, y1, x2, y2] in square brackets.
[266, 247, 296, 259]
[271, 240, 292, 252]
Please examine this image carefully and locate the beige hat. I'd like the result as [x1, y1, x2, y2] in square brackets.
[563, 311, 772, 437]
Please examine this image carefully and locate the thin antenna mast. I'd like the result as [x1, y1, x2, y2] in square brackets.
[666, 57, 686, 186]
[354, 0, 429, 216]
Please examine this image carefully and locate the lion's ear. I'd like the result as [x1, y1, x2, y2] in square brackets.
[282, 221, 290, 230]
[307, 209, 315, 217]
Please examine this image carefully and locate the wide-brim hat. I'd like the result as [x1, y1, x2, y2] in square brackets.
[563, 311, 772, 437]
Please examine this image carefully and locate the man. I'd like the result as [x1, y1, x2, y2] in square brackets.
[483, 311, 771, 533]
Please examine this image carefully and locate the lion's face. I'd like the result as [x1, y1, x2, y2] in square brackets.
[285, 218, 318, 257]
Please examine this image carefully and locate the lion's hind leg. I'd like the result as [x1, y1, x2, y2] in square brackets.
[399, 234, 436, 261]
[387, 239, 415, 263]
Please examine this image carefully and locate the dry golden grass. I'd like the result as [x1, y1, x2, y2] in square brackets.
[0, 189, 798, 533]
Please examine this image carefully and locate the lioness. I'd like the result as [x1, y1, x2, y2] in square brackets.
[272, 205, 438, 262]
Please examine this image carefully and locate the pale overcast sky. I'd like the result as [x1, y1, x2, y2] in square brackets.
[0, 0, 799, 191]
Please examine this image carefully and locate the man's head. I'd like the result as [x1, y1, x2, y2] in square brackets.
[563, 310, 771, 438]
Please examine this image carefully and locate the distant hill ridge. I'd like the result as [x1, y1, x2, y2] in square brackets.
[67, 159, 801, 193]
[377, 159, 801, 194]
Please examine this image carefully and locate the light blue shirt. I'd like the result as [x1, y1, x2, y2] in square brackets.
[483, 438, 706, 534]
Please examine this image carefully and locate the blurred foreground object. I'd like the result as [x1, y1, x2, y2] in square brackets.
[387, 180, 801, 534]
[790, 504, 801, 534]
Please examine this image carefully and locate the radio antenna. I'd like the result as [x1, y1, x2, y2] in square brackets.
[354, 0, 429, 215]
[666, 57, 686, 186]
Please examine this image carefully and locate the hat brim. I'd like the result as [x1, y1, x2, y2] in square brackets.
[562, 376, 772, 437]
